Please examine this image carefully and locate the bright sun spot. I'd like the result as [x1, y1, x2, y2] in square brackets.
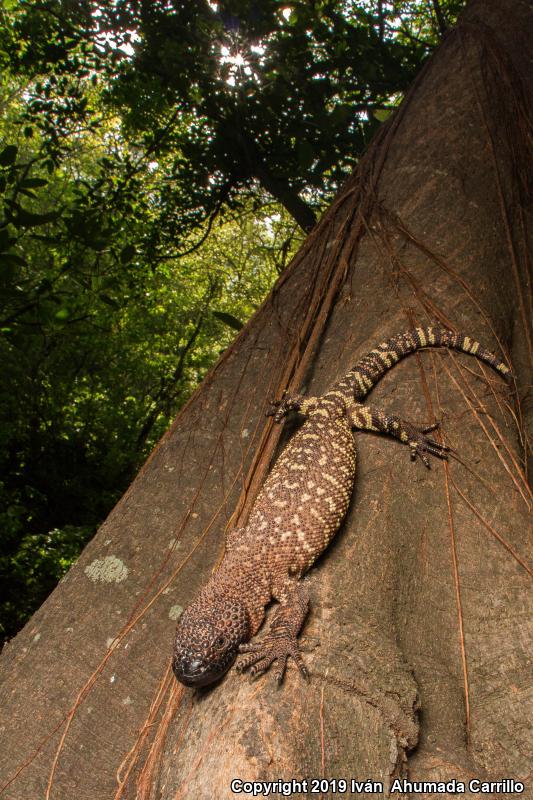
[219, 44, 254, 85]
[220, 46, 246, 68]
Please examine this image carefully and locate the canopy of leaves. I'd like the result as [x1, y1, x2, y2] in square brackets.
[1, 0, 464, 238]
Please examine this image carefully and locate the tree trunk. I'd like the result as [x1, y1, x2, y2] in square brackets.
[0, 1, 531, 799]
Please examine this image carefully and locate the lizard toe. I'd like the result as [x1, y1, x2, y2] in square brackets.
[236, 651, 265, 673]
[274, 654, 289, 683]
[238, 641, 263, 654]
[250, 657, 275, 677]
[420, 421, 440, 434]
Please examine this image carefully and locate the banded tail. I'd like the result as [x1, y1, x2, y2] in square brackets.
[338, 326, 511, 401]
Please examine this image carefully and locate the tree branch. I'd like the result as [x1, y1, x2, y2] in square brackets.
[233, 130, 317, 232]
[430, 0, 448, 38]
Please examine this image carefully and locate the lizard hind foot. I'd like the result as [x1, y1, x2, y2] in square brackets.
[265, 391, 302, 424]
[408, 425, 450, 468]
[266, 389, 287, 421]
[236, 629, 309, 683]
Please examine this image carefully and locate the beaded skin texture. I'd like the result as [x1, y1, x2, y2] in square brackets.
[172, 327, 510, 687]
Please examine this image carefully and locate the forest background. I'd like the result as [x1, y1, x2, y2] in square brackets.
[0, 0, 464, 644]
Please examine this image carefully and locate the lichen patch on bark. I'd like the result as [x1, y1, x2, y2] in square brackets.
[84, 555, 129, 583]
[168, 604, 184, 620]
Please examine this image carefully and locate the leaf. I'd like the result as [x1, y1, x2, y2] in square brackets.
[373, 108, 392, 122]
[212, 310, 244, 331]
[120, 244, 136, 264]
[54, 308, 70, 321]
[0, 145, 18, 166]
[10, 206, 61, 228]
[20, 178, 48, 189]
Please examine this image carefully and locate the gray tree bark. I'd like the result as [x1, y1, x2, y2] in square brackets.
[0, 1, 531, 799]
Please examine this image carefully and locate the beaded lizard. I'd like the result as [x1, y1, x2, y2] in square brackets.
[172, 326, 510, 687]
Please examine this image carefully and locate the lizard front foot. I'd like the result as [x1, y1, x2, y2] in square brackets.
[236, 626, 309, 683]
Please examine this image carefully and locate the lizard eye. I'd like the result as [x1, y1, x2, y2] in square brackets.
[216, 635, 226, 647]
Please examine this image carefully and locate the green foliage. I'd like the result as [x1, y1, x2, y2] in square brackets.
[1, 0, 465, 239]
[0, 0, 465, 644]
[0, 525, 92, 639]
[0, 72, 298, 642]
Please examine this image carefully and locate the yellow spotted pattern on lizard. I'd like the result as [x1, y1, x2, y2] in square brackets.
[172, 326, 511, 687]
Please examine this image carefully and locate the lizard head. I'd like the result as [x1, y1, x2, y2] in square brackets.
[172, 596, 250, 687]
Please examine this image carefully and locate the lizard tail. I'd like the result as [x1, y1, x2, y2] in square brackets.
[337, 326, 511, 401]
